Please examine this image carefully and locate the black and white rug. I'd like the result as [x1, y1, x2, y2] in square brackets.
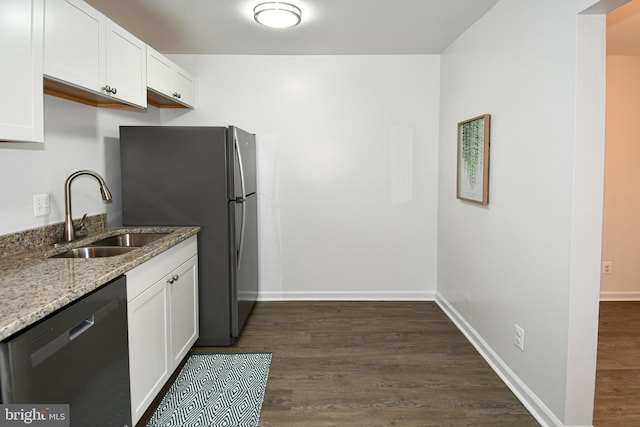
[146, 352, 272, 427]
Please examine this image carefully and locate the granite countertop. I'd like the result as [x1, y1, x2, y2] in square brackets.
[0, 225, 200, 341]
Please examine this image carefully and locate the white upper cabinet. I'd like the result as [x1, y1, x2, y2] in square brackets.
[43, 0, 103, 94]
[147, 45, 194, 108]
[44, 0, 146, 108]
[0, 0, 44, 142]
[104, 20, 147, 107]
[172, 65, 195, 107]
[146, 47, 173, 97]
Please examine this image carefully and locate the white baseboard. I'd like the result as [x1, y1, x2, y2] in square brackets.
[435, 293, 565, 427]
[599, 291, 640, 301]
[258, 290, 436, 301]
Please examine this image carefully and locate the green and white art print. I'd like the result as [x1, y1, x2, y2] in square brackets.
[457, 114, 490, 205]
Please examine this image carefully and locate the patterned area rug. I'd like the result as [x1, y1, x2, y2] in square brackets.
[146, 352, 272, 427]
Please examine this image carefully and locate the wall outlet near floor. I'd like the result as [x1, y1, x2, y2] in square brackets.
[33, 193, 50, 217]
[514, 324, 525, 352]
[602, 261, 612, 275]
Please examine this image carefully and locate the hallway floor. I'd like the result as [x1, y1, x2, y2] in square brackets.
[594, 301, 640, 426]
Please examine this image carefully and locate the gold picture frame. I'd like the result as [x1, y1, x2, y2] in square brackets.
[457, 114, 491, 205]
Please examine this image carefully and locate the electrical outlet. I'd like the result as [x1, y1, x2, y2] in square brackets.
[514, 324, 525, 352]
[602, 261, 612, 275]
[33, 193, 50, 217]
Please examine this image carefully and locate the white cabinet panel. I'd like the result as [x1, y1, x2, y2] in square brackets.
[44, 0, 146, 108]
[0, 0, 44, 142]
[44, 0, 104, 92]
[105, 20, 147, 107]
[147, 47, 173, 96]
[169, 255, 199, 367]
[173, 64, 195, 107]
[147, 45, 194, 108]
[127, 279, 170, 424]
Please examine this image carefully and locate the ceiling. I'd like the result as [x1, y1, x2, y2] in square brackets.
[84, 0, 500, 55]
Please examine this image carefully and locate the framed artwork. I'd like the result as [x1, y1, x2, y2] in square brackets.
[457, 114, 491, 205]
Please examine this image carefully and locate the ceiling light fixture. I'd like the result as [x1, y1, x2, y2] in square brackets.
[254, 2, 302, 29]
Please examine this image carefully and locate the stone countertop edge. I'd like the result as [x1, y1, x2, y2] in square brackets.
[0, 225, 200, 342]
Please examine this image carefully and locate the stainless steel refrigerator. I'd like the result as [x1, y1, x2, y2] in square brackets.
[119, 126, 258, 346]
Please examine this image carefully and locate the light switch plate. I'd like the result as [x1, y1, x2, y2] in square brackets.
[514, 324, 525, 352]
[33, 193, 50, 217]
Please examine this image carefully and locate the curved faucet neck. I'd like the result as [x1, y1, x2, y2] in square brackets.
[63, 170, 113, 242]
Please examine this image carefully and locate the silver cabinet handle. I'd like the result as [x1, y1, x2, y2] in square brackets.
[173, 92, 181, 99]
[167, 274, 179, 284]
[101, 85, 117, 95]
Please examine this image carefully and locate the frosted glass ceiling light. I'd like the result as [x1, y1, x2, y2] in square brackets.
[254, 2, 302, 29]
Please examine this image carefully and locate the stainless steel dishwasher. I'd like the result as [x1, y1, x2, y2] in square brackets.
[0, 275, 132, 427]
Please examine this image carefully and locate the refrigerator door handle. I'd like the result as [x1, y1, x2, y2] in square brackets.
[237, 198, 246, 271]
[234, 128, 247, 201]
[234, 128, 247, 271]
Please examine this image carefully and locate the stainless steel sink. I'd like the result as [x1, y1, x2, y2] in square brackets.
[89, 232, 170, 248]
[51, 246, 139, 259]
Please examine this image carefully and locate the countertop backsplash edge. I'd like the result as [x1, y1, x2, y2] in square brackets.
[0, 214, 107, 258]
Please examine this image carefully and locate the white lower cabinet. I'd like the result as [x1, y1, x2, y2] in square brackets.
[128, 278, 170, 423]
[126, 236, 199, 425]
[169, 255, 199, 366]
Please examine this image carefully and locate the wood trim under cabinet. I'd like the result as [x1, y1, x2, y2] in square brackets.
[44, 77, 192, 109]
[44, 77, 139, 109]
[146, 88, 191, 109]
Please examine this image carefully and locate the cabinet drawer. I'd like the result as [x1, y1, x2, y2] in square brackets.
[126, 236, 197, 301]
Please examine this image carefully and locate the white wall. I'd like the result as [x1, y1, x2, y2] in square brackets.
[437, 0, 605, 426]
[163, 55, 441, 300]
[600, 55, 640, 300]
[0, 95, 160, 236]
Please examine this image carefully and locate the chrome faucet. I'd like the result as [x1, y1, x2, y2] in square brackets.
[63, 170, 113, 242]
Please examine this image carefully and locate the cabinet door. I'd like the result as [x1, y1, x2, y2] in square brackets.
[105, 20, 147, 108]
[128, 279, 170, 426]
[173, 64, 195, 108]
[0, 0, 44, 142]
[44, 0, 105, 93]
[169, 255, 199, 368]
[147, 45, 173, 97]
[146, 45, 195, 108]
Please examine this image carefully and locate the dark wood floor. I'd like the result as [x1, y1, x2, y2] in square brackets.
[137, 301, 640, 426]
[191, 301, 538, 427]
[594, 301, 640, 427]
